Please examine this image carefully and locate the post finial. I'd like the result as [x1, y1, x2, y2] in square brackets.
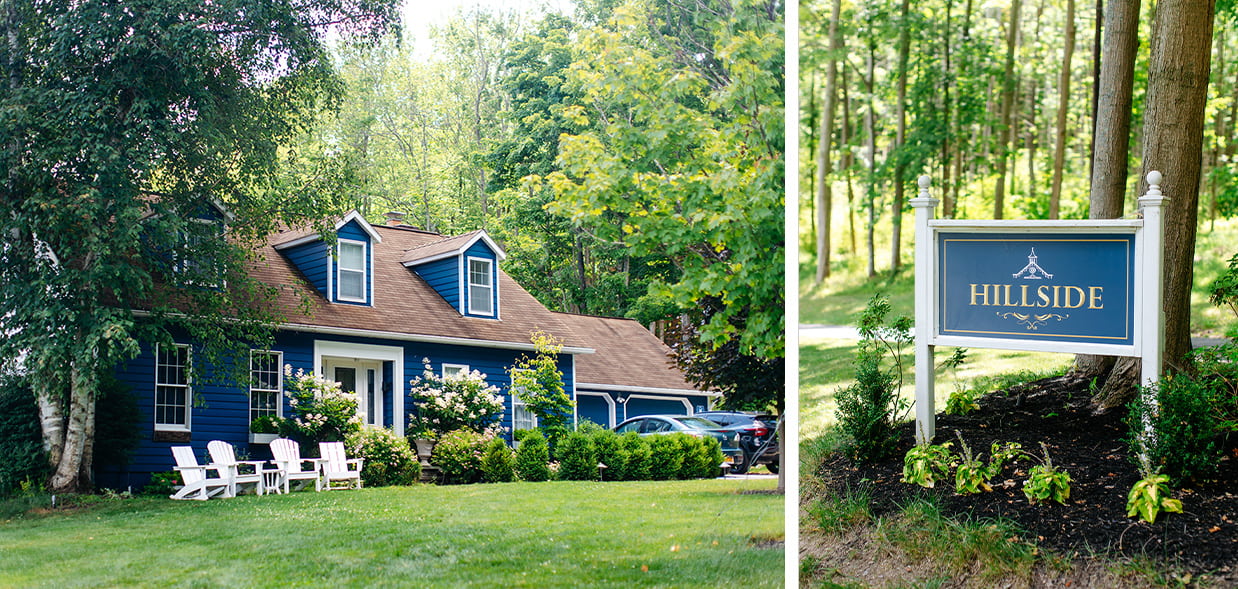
[1146, 171, 1163, 197]
[918, 175, 931, 190]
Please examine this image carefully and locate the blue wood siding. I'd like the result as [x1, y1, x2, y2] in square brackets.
[577, 395, 612, 428]
[462, 241, 499, 319]
[101, 329, 578, 489]
[411, 257, 461, 312]
[332, 220, 372, 306]
[283, 240, 329, 298]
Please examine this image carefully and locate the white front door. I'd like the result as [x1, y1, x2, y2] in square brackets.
[323, 357, 384, 427]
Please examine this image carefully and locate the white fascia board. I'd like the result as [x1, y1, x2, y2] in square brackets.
[401, 230, 507, 268]
[575, 382, 720, 397]
[401, 250, 459, 267]
[335, 210, 383, 244]
[272, 234, 321, 251]
[281, 321, 595, 355]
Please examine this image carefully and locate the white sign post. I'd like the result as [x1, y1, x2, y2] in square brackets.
[911, 172, 1167, 444]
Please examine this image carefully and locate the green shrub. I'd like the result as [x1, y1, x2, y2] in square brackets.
[555, 430, 597, 481]
[901, 442, 954, 489]
[432, 428, 491, 484]
[0, 378, 46, 497]
[514, 430, 551, 482]
[618, 432, 651, 480]
[649, 434, 686, 480]
[143, 471, 180, 496]
[480, 438, 516, 483]
[1127, 370, 1225, 484]
[280, 368, 362, 446]
[1022, 443, 1071, 505]
[588, 428, 624, 480]
[345, 427, 420, 487]
[682, 435, 724, 479]
[94, 375, 142, 472]
[834, 295, 912, 462]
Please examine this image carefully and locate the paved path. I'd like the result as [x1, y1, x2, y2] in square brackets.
[800, 324, 1230, 348]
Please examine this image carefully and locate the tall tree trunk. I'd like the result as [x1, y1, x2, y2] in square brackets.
[1026, 80, 1038, 204]
[815, 0, 842, 284]
[842, 67, 857, 254]
[942, 0, 955, 219]
[1049, 0, 1076, 220]
[1095, 0, 1215, 411]
[993, 0, 1022, 220]
[1089, 0, 1103, 178]
[49, 360, 96, 493]
[890, 0, 911, 273]
[865, 43, 877, 278]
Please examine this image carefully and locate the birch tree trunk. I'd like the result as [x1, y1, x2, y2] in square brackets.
[890, 0, 911, 273]
[814, 0, 842, 284]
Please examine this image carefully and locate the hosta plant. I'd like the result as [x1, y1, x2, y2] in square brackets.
[1022, 442, 1072, 505]
[901, 442, 954, 488]
[953, 432, 1022, 495]
[1126, 473, 1183, 524]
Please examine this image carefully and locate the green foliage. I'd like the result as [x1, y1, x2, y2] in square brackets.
[345, 427, 420, 487]
[0, 379, 47, 497]
[279, 368, 363, 446]
[408, 360, 505, 440]
[93, 375, 142, 472]
[1208, 252, 1238, 332]
[1126, 354, 1231, 485]
[514, 430, 552, 482]
[480, 438, 516, 484]
[617, 431, 652, 481]
[431, 428, 492, 485]
[249, 415, 281, 435]
[953, 434, 1022, 495]
[509, 332, 574, 446]
[901, 442, 954, 488]
[808, 489, 873, 535]
[1126, 473, 1183, 524]
[588, 428, 625, 480]
[544, 0, 785, 360]
[835, 295, 912, 462]
[648, 434, 688, 481]
[941, 349, 980, 416]
[683, 435, 725, 479]
[1022, 443, 1072, 505]
[554, 430, 598, 481]
[665, 297, 785, 413]
[143, 471, 181, 497]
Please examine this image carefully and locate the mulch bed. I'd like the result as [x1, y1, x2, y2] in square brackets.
[817, 374, 1238, 580]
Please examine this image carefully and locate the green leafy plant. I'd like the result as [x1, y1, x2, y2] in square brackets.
[1126, 472, 1183, 524]
[408, 359, 505, 440]
[617, 431, 652, 481]
[835, 295, 913, 462]
[1022, 442, 1072, 505]
[554, 430, 598, 481]
[514, 429, 552, 482]
[279, 366, 362, 445]
[345, 427, 421, 487]
[953, 432, 1022, 495]
[681, 435, 724, 479]
[940, 349, 980, 416]
[249, 415, 280, 434]
[509, 331, 575, 447]
[648, 434, 688, 481]
[431, 428, 493, 484]
[480, 438, 516, 483]
[1126, 369, 1226, 484]
[143, 471, 181, 496]
[901, 442, 954, 488]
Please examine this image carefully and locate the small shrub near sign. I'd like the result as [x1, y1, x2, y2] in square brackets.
[1022, 443, 1072, 505]
[835, 295, 912, 463]
[1126, 473, 1183, 524]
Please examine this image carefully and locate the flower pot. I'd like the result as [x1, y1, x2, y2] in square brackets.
[248, 433, 279, 444]
[414, 439, 436, 465]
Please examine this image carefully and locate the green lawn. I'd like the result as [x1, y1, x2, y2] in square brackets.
[0, 479, 782, 588]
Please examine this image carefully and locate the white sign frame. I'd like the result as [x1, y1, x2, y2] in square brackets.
[910, 172, 1167, 444]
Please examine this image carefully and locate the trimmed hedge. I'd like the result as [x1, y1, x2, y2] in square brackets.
[345, 427, 421, 487]
[481, 437, 516, 483]
[514, 430, 552, 482]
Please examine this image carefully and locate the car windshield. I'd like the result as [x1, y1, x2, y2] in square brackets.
[677, 417, 722, 429]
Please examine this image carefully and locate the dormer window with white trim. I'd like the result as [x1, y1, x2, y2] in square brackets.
[467, 257, 494, 316]
[337, 239, 367, 303]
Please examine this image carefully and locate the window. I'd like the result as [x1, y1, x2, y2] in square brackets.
[467, 257, 494, 316]
[249, 351, 282, 426]
[510, 370, 537, 431]
[155, 344, 190, 431]
[337, 239, 366, 302]
[176, 219, 224, 288]
[442, 364, 469, 379]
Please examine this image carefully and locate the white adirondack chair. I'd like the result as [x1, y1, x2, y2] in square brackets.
[207, 440, 267, 496]
[319, 441, 364, 490]
[268, 438, 324, 493]
[169, 446, 230, 500]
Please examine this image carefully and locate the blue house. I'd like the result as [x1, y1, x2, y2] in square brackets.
[102, 210, 711, 488]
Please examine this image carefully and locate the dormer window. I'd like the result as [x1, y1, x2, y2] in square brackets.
[467, 257, 494, 316]
[337, 239, 367, 303]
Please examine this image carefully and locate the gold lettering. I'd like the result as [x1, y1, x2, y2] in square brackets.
[969, 283, 988, 306]
[1019, 285, 1035, 307]
[1002, 284, 1016, 306]
[1088, 286, 1103, 309]
[1037, 285, 1050, 308]
[1065, 286, 1086, 308]
[1052, 285, 1061, 308]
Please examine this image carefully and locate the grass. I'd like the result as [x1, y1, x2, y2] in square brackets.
[0, 479, 782, 588]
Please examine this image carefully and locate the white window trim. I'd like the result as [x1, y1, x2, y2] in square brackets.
[441, 363, 469, 379]
[312, 340, 404, 436]
[465, 256, 496, 317]
[249, 350, 283, 425]
[510, 368, 538, 431]
[336, 238, 368, 304]
[154, 343, 192, 432]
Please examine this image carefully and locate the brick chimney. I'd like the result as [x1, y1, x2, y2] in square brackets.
[384, 211, 407, 226]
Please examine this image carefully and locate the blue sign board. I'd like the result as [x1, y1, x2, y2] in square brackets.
[937, 233, 1135, 345]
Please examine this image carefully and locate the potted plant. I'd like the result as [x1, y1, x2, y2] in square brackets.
[248, 415, 282, 444]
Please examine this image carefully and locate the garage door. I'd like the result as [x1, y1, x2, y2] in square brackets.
[576, 394, 613, 428]
[624, 396, 690, 420]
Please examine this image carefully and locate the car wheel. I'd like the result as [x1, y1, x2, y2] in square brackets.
[730, 451, 751, 475]
[766, 461, 778, 474]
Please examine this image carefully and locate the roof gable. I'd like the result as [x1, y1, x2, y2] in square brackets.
[401, 229, 506, 267]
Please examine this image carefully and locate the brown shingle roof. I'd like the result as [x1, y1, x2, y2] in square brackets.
[400, 230, 486, 265]
[250, 224, 593, 352]
[555, 313, 704, 394]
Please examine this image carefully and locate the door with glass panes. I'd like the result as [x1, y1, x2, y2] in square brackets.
[323, 358, 383, 427]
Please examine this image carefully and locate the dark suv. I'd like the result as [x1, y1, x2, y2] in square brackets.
[694, 411, 780, 474]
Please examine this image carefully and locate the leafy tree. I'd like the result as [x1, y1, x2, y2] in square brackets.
[509, 331, 574, 446]
[0, 0, 399, 493]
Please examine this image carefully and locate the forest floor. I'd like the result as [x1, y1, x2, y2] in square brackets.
[801, 374, 1238, 588]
